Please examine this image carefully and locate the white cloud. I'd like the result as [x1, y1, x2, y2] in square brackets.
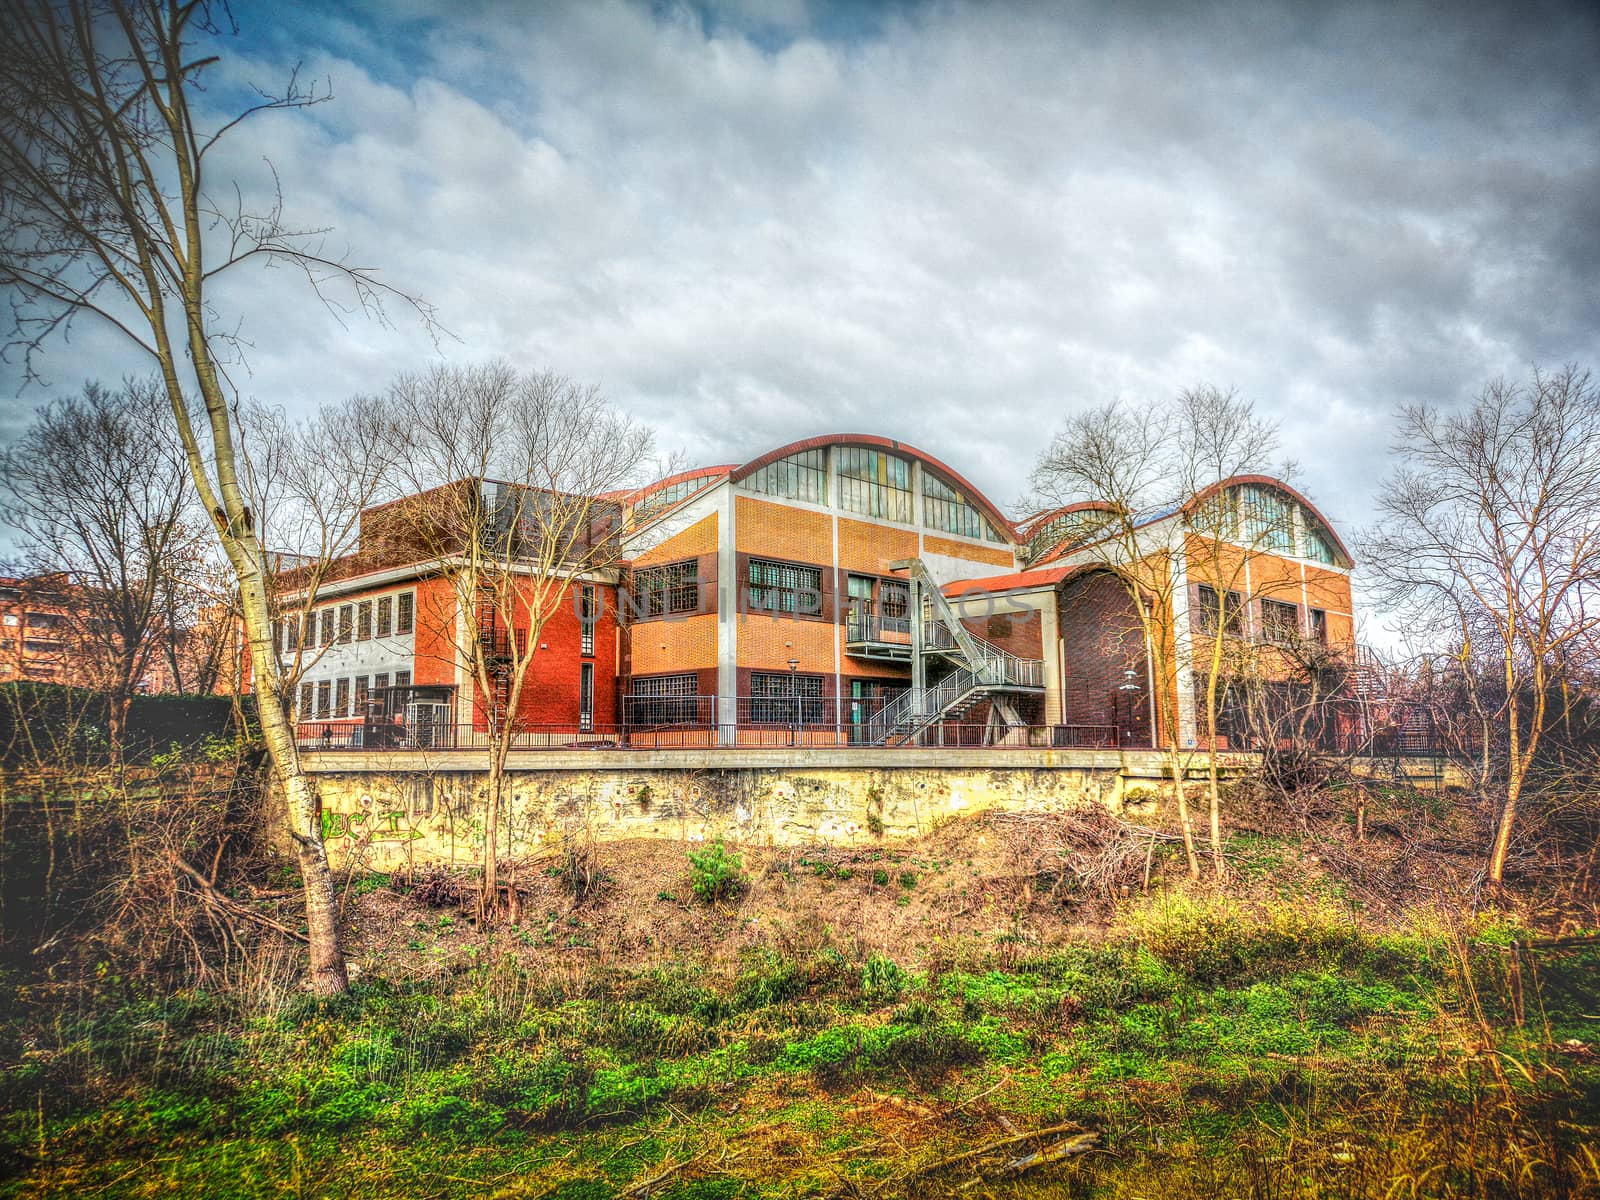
[5, 0, 1598, 600]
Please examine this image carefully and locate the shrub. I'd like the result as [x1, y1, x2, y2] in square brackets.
[687, 840, 745, 903]
[861, 954, 907, 1006]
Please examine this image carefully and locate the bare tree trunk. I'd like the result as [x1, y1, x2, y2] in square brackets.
[1165, 747, 1201, 878]
[241, 566, 348, 991]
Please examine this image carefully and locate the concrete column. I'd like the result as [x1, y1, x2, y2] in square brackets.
[716, 484, 738, 746]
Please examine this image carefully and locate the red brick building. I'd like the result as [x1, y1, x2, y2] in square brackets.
[278, 437, 1356, 752]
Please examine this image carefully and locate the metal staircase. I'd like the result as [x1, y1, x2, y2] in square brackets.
[861, 560, 1045, 746]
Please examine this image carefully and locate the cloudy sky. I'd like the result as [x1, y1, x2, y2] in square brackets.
[4, 0, 1598, 624]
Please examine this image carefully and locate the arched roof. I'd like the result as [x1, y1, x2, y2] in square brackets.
[1016, 500, 1119, 536]
[1186, 474, 1355, 567]
[729, 434, 1016, 539]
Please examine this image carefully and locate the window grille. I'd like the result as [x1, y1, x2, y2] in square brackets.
[881, 580, 909, 624]
[580, 585, 596, 655]
[377, 596, 393, 637]
[1196, 585, 1244, 636]
[374, 672, 390, 693]
[740, 448, 827, 504]
[625, 673, 700, 725]
[396, 592, 414, 635]
[836, 446, 912, 522]
[395, 669, 412, 690]
[357, 601, 372, 641]
[1261, 599, 1300, 643]
[632, 560, 698, 618]
[750, 672, 824, 724]
[747, 559, 823, 615]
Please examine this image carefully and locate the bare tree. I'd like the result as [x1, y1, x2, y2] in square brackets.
[1030, 385, 1287, 879]
[1366, 366, 1600, 885]
[0, 0, 435, 991]
[1, 377, 204, 751]
[383, 363, 654, 919]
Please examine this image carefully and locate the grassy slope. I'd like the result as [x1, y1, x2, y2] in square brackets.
[2, 808, 1597, 1199]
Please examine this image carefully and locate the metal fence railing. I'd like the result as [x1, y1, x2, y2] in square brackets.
[295, 717, 1144, 752]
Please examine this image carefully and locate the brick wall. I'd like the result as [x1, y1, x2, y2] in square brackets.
[923, 533, 1014, 568]
[1059, 570, 1153, 746]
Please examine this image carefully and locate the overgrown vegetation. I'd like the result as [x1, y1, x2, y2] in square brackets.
[2, 792, 1596, 1199]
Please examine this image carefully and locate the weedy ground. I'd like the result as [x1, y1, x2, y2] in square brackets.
[2, 806, 1597, 1199]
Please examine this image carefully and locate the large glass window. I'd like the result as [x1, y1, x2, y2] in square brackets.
[836, 447, 912, 522]
[741, 448, 827, 504]
[750, 672, 824, 724]
[922, 473, 998, 540]
[1237, 485, 1294, 553]
[625, 673, 700, 725]
[635, 477, 711, 517]
[747, 559, 823, 615]
[1303, 524, 1338, 565]
[632, 560, 699, 618]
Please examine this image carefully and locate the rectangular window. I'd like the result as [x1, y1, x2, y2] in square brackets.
[303, 611, 316, 650]
[880, 580, 909, 626]
[376, 595, 393, 637]
[740, 447, 827, 504]
[395, 669, 412, 690]
[846, 575, 874, 637]
[1261, 599, 1300, 644]
[579, 663, 594, 732]
[319, 608, 334, 647]
[299, 682, 313, 719]
[580, 585, 596, 656]
[1196, 585, 1244, 637]
[750, 671, 824, 724]
[357, 601, 372, 641]
[355, 675, 369, 712]
[1309, 608, 1328, 644]
[632, 560, 698, 618]
[747, 558, 823, 616]
[836, 446, 913, 523]
[338, 604, 353, 644]
[374, 671, 390, 693]
[316, 680, 332, 719]
[624, 673, 700, 726]
[396, 592, 414, 635]
[334, 677, 350, 716]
